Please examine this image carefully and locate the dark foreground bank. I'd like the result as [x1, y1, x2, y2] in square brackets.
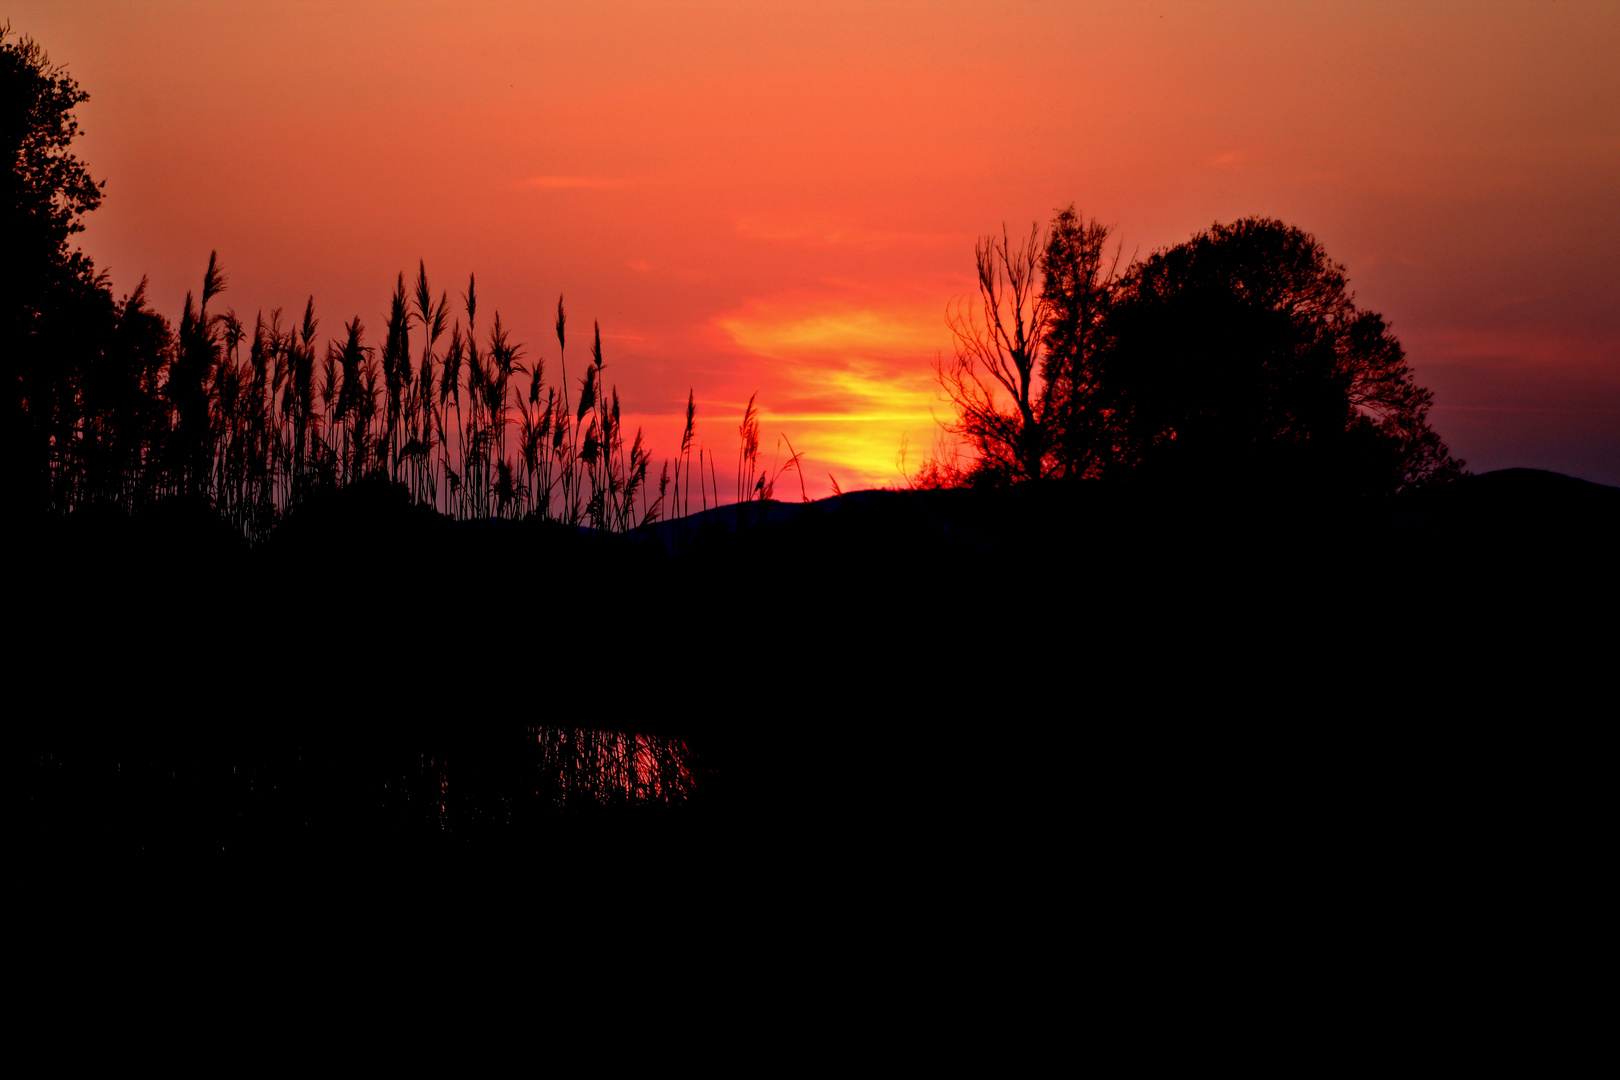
[13, 468, 1616, 865]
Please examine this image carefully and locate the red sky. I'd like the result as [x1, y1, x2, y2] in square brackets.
[14, 1, 1620, 491]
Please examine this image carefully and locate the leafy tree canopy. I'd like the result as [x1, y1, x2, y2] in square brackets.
[1098, 218, 1462, 492]
[4, 23, 117, 507]
[1, 22, 102, 278]
[931, 211, 1462, 495]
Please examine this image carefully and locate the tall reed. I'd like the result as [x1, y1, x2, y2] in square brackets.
[42, 254, 811, 551]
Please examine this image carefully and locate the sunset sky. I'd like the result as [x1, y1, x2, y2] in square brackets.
[13, 0, 1619, 492]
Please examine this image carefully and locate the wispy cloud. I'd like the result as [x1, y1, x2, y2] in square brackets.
[713, 298, 952, 488]
[717, 302, 947, 361]
[518, 175, 636, 190]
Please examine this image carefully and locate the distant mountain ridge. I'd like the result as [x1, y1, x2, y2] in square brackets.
[646, 466, 1620, 544]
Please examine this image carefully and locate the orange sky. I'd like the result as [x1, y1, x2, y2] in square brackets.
[14, 0, 1620, 490]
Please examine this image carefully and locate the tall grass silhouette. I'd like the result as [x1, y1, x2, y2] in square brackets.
[47, 253, 807, 546]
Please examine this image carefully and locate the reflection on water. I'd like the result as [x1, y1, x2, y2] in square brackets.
[384, 727, 699, 834]
[531, 726, 696, 807]
[20, 726, 705, 854]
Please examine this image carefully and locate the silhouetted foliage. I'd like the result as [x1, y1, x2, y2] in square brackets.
[933, 209, 1460, 494]
[2, 23, 110, 509]
[1037, 206, 1120, 479]
[7, 26, 1611, 938]
[932, 207, 1119, 485]
[2, 25, 708, 539]
[935, 224, 1052, 483]
[1098, 218, 1462, 491]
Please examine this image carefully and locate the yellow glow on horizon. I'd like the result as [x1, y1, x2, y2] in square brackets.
[711, 301, 953, 491]
[17, 0, 1610, 489]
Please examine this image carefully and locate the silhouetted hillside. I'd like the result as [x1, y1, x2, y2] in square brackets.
[1388, 467, 1620, 544]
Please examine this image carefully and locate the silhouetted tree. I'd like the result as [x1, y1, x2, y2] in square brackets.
[2, 23, 109, 509]
[934, 211, 1460, 495]
[934, 224, 1052, 483]
[1097, 218, 1462, 492]
[1038, 206, 1120, 478]
[932, 208, 1121, 485]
